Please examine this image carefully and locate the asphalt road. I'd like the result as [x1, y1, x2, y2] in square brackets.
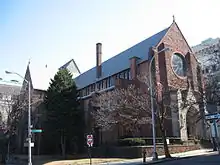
[157, 152, 220, 165]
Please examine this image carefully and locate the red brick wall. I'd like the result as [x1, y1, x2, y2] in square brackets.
[158, 22, 192, 90]
[152, 22, 203, 137]
[92, 144, 200, 158]
[130, 57, 138, 80]
[139, 61, 149, 74]
[144, 145, 200, 157]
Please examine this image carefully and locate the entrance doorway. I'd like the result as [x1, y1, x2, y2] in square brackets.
[186, 106, 200, 139]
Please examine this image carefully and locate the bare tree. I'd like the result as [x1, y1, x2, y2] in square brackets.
[91, 67, 207, 159]
[91, 73, 176, 158]
[137, 73, 175, 158]
[0, 86, 22, 136]
[3, 92, 43, 136]
[0, 86, 44, 160]
[91, 84, 152, 137]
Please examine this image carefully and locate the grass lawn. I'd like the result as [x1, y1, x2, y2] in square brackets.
[37, 158, 128, 165]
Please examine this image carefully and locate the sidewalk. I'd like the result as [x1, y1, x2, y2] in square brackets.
[6, 149, 214, 165]
[99, 149, 214, 165]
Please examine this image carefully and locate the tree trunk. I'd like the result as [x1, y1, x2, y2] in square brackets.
[37, 134, 41, 155]
[161, 126, 171, 158]
[7, 139, 10, 161]
[158, 117, 171, 158]
[60, 135, 66, 157]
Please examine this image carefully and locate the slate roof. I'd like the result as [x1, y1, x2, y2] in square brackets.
[0, 84, 21, 95]
[74, 27, 169, 89]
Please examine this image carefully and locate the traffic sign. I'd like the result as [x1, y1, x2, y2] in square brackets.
[87, 134, 93, 147]
[24, 142, 34, 147]
[31, 129, 42, 133]
[205, 113, 220, 120]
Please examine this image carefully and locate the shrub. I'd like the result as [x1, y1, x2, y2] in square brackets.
[199, 139, 211, 145]
[118, 138, 146, 146]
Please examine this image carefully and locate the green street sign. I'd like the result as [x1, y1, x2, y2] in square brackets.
[31, 129, 42, 133]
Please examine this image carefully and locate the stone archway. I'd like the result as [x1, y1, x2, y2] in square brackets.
[186, 106, 200, 139]
[177, 88, 200, 141]
[179, 105, 200, 141]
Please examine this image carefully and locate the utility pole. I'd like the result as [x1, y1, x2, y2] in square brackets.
[5, 70, 32, 165]
[28, 81, 32, 165]
[149, 47, 170, 160]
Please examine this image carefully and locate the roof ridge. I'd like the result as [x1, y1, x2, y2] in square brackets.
[75, 27, 169, 78]
[74, 27, 169, 89]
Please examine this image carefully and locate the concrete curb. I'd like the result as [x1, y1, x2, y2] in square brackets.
[144, 150, 216, 164]
[144, 156, 195, 164]
[98, 150, 214, 165]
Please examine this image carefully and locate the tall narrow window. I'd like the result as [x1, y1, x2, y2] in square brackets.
[97, 82, 101, 90]
[116, 74, 119, 79]
[92, 84, 95, 92]
[107, 77, 110, 87]
[124, 70, 128, 79]
[86, 87, 89, 95]
[105, 79, 108, 88]
[123, 72, 126, 79]
[137, 65, 140, 75]
[119, 72, 123, 79]
[83, 89, 86, 96]
[101, 81, 104, 89]
[110, 77, 114, 86]
[128, 70, 131, 80]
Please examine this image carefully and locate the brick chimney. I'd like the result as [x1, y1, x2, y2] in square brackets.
[96, 43, 102, 78]
[129, 56, 139, 79]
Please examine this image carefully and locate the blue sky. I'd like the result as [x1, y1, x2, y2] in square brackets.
[1, 0, 220, 90]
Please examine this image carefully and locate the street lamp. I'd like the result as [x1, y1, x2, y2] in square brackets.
[5, 70, 32, 165]
[10, 80, 19, 83]
[149, 47, 170, 160]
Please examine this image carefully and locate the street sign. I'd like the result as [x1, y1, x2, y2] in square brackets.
[31, 129, 42, 133]
[24, 142, 34, 147]
[205, 113, 220, 120]
[87, 134, 93, 147]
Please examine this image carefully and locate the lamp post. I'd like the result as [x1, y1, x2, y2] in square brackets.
[149, 47, 170, 160]
[5, 71, 32, 165]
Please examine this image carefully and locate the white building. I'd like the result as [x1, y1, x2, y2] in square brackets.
[192, 38, 220, 76]
[192, 38, 220, 115]
[0, 84, 21, 129]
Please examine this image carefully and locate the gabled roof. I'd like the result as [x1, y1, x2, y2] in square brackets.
[59, 59, 81, 74]
[74, 27, 169, 89]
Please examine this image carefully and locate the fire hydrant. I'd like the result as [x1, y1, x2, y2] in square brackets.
[143, 150, 146, 163]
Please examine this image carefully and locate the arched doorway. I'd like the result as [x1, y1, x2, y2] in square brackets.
[179, 105, 200, 141]
[186, 106, 199, 139]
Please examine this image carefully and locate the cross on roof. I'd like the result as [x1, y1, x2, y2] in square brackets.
[173, 15, 175, 22]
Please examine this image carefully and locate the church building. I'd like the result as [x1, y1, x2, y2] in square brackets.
[74, 19, 207, 144]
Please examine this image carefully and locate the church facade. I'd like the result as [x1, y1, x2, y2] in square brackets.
[75, 20, 207, 143]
